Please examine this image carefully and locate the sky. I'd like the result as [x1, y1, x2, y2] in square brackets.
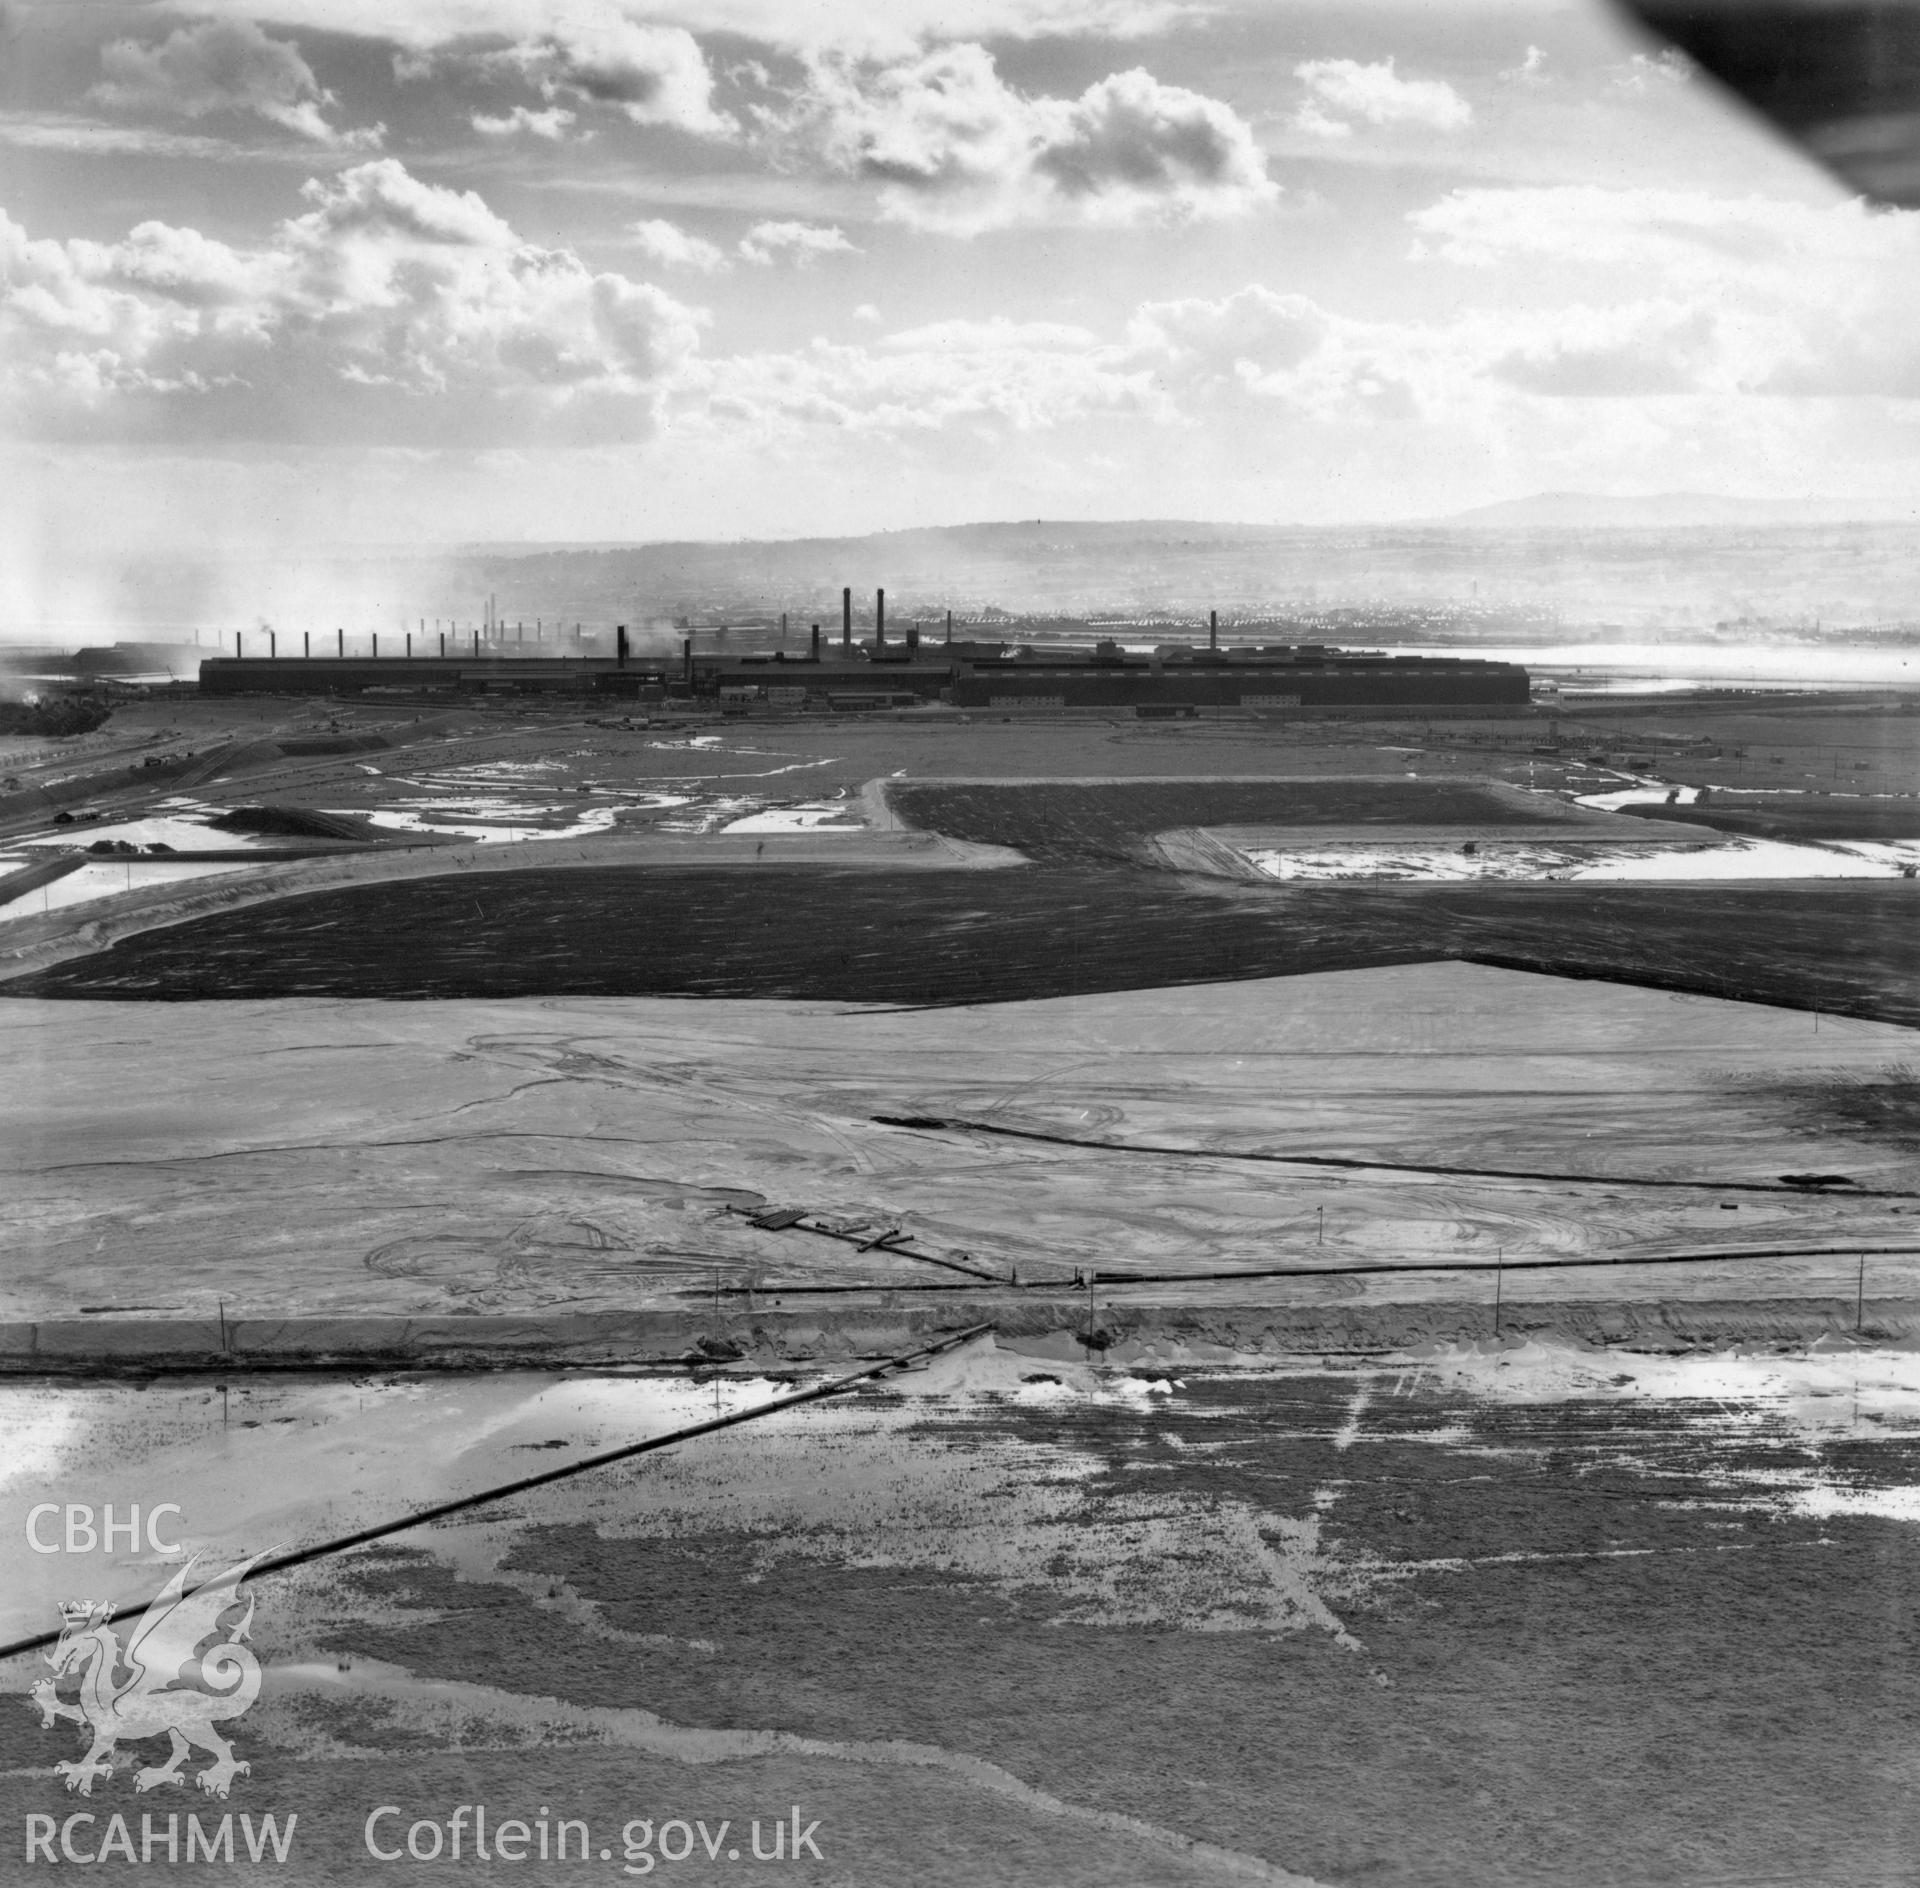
[5, 0, 1920, 626]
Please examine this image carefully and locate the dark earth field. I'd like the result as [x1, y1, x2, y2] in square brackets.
[1625, 793, 1920, 842]
[7, 1352, 1920, 1887]
[885, 779, 1573, 863]
[9, 866, 1919, 1027]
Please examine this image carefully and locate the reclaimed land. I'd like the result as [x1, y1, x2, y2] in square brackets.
[886, 777, 1580, 862]
[6, 865, 1919, 1024]
[8, 964, 1917, 1336]
[10, 1348, 1920, 1888]
[1623, 791, 1920, 842]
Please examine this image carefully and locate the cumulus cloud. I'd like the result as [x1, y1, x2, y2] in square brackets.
[630, 217, 731, 271]
[1409, 185, 1905, 282]
[736, 220, 860, 266]
[679, 223, 1920, 458]
[472, 104, 577, 139]
[1128, 285, 1328, 375]
[1, 159, 705, 444]
[681, 319, 1170, 439]
[89, 17, 381, 147]
[777, 45, 1275, 233]
[1410, 186, 1920, 399]
[1292, 58, 1472, 137]
[1614, 49, 1691, 93]
[176, 0, 1207, 61]
[1501, 45, 1549, 87]
[402, 14, 732, 138]
[1114, 284, 1745, 420]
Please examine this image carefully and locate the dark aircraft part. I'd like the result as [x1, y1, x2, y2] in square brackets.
[1620, 1, 1920, 204]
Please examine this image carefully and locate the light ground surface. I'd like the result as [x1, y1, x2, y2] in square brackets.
[6, 1338, 1920, 1885]
[4, 963, 1916, 1337]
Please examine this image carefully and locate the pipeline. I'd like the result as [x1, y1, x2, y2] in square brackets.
[721, 1244, 1920, 1294]
[877, 1116, 1920, 1200]
[0, 1322, 994, 1665]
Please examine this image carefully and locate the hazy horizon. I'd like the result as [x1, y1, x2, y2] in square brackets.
[12, 0, 1920, 637]
[10, 508, 1920, 649]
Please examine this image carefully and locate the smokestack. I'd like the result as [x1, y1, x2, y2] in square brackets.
[875, 588, 886, 652]
[842, 587, 852, 652]
[1209, 609, 1218, 651]
[338, 628, 344, 657]
[304, 632, 310, 658]
[811, 623, 821, 661]
[439, 633, 446, 658]
[683, 636, 693, 685]
[617, 625, 629, 669]
[234, 631, 242, 658]
[373, 633, 379, 658]
[405, 633, 411, 659]
[268, 631, 276, 658]
[473, 630, 479, 657]
[781, 611, 788, 645]
[946, 610, 953, 645]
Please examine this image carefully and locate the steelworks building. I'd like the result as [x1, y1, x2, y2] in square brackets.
[198, 591, 1530, 716]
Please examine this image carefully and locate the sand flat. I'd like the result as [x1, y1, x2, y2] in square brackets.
[3, 962, 1914, 1327]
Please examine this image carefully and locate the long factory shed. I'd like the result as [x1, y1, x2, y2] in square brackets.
[197, 587, 1532, 713]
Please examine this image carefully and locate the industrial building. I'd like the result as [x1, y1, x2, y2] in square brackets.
[197, 589, 1531, 714]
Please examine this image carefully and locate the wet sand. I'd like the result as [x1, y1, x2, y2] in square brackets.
[6, 1338, 1920, 1885]
[3, 963, 1915, 1361]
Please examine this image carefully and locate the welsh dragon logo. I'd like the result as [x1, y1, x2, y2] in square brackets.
[32, 1551, 272, 1799]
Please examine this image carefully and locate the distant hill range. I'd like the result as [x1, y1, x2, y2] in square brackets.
[16, 509, 1920, 648]
[1430, 491, 1915, 530]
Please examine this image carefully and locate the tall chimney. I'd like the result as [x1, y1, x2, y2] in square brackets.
[472, 630, 479, 657]
[235, 631, 242, 658]
[617, 624, 629, 669]
[683, 636, 693, 685]
[373, 632, 379, 658]
[842, 587, 852, 652]
[338, 628, 344, 657]
[439, 632, 446, 658]
[946, 610, 953, 645]
[875, 588, 886, 652]
[1209, 609, 1218, 651]
[304, 632, 310, 658]
[810, 623, 821, 661]
[269, 631, 276, 658]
